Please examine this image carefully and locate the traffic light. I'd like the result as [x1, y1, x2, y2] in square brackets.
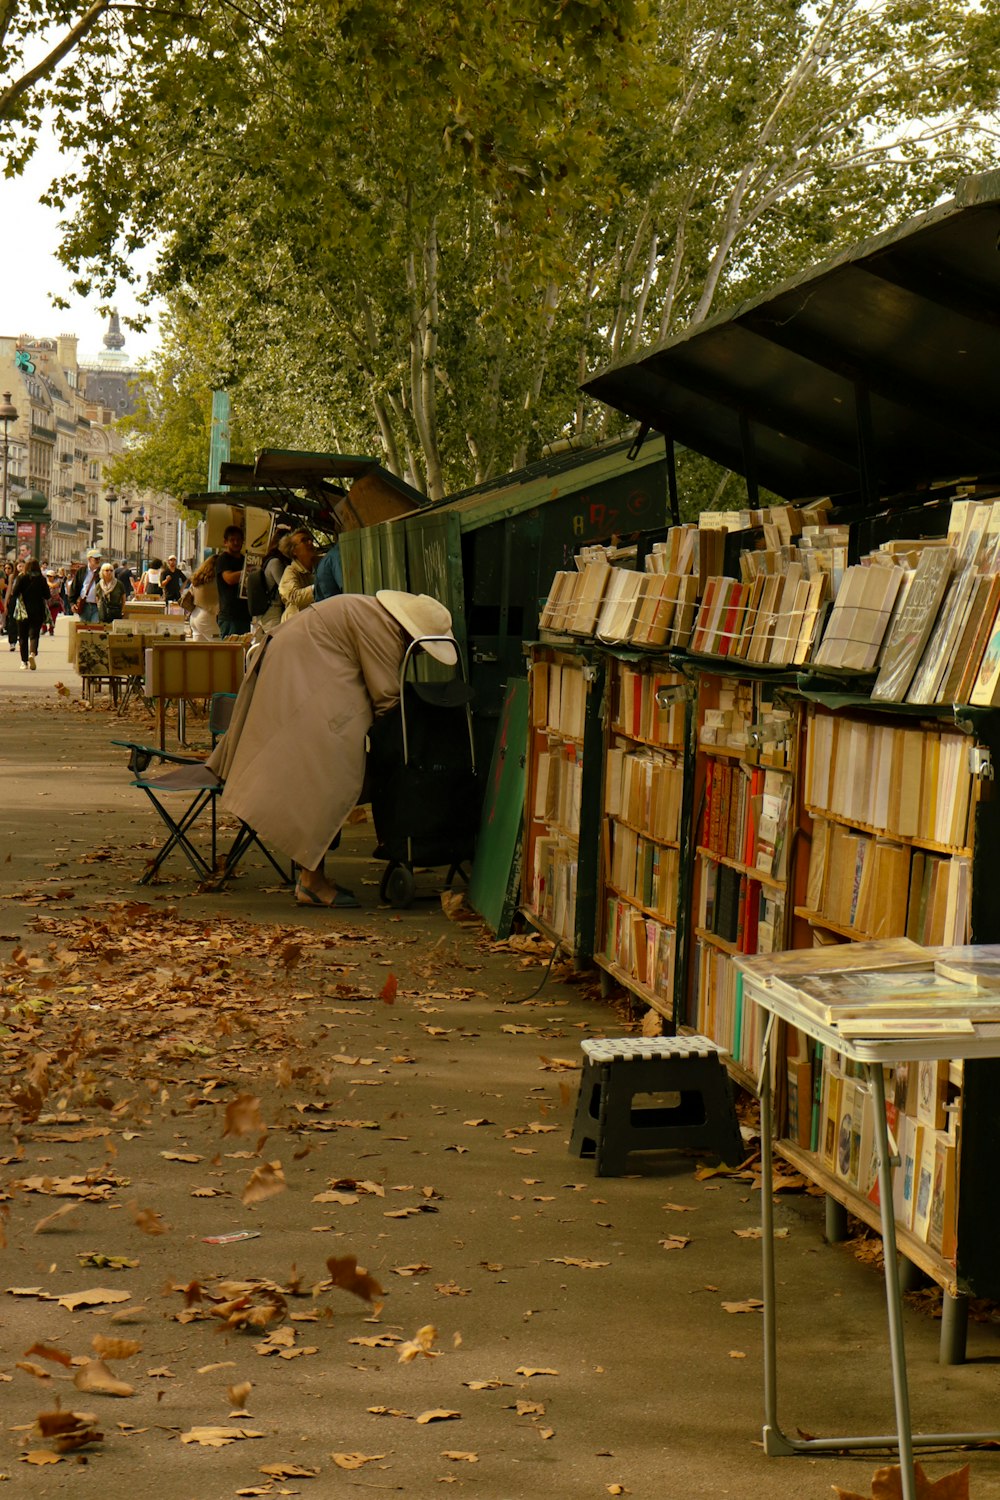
[91, 519, 104, 545]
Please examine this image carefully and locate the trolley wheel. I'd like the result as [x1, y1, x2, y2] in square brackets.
[383, 863, 416, 909]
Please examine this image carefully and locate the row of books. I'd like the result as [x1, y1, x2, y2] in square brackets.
[605, 744, 684, 845]
[532, 742, 583, 835]
[697, 862, 786, 953]
[540, 563, 699, 648]
[813, 498, 1000, 705]
[603, 898, 675, 998]
[698, 679, 795, 770]
[692, 938, 766, 1077]
[530, 834, 578, 943]
[805, 819, 971, 946]
[530, 658, 588, 740]
[700, 760, 791, 881]
[818, 1059, 956, 1255]
[688, 570, 827, 666]
[804, 710, 974, 851]
[610, 666, 686, 747]
[606, 824, 680, 920]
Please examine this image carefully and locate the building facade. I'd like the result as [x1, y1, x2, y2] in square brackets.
[0, 317, 178, 568]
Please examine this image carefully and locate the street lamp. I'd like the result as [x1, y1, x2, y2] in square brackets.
[0, 390, 18, 562]
[144, 523, 155, 571]
[105, 491, 117, 558]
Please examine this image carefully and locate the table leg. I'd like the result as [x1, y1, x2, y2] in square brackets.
[868, 1062, 916, 1500]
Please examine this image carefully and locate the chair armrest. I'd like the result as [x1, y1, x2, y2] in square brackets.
[111, 738, 202, 776]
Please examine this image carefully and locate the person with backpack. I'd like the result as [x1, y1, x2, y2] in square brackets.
[278, 529, 318, 620]
[246, 526, 291, 632]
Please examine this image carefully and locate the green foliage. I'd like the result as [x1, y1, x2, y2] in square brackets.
[3, 0, 998, 504]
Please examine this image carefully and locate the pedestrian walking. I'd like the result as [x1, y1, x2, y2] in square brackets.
[6, 558, 50, 670]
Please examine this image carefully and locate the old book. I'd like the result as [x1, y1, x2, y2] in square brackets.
[568, 561, 612, 636]
[872, 545, 957, 701]
[906, 570, 978, 705]
[950, 575, 1000, 702]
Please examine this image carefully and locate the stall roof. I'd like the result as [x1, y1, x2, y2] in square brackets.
[584, 170, 1000, 503]
[419, 434, 666, 530]
[221, 450, 426, 507]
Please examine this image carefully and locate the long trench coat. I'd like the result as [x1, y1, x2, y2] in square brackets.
[207, 593, 406, 869]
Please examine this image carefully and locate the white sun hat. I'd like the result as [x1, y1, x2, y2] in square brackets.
[376, 590, 458, 666]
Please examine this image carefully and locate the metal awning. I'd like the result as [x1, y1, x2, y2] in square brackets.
[186, 450, 428, 528]
[583, 170, 1000, 503]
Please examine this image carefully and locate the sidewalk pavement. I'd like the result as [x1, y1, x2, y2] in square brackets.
[1, 661, 999, 1499]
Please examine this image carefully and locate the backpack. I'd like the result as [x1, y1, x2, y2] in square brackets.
[245, 553, 287, 617]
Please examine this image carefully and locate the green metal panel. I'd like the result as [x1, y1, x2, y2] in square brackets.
[358, 525, 385, 594]
[339, 531, 365, 595]
[404, 511, 466, 650]
[378, 519, 409, 590]
[467, 677, 529, 936]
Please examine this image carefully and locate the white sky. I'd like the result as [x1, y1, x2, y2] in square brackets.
[0, 137, 161, 367]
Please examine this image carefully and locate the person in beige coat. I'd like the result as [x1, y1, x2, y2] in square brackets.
[207, 590, 457, 907]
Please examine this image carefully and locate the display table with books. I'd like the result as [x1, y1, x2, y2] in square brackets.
[735, 939, 1000, 1500]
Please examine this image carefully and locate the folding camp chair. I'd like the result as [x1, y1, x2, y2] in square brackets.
[113, 694, 292, 888]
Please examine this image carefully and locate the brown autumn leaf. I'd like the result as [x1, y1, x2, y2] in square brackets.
[326, 1255, 385, 1312]
[224, 1094, 265, 1138]
[91, 1336, 141, 1361]
[441, 1451, 478, 1462]
[516, 1367, 558, 1378]
[514, 1399, 545, 1415]
[17, 1361, 55, 1381]
[22, 1451, 62, 1465]
[259, 1462, 320, 1478]
[380, 974, 398, 1004]
[35, 1409, 103, 1450]
[415, 1409, 461, 1424]
[23, 1342, 73, 1368]
[331, 1453, 387, 1469]
[538, 1056, 579, 1071]
[33, 1202, 80, 1234]
[160, 1151, 202, 1163]
[547, 1257, 609, 1269]
[392, 1263, 431, 1277]
[833, 1462, 970, 1500]
[242, 1161, 286, 1207]
[180, 1426, 265, 1447]
[230, 1380, 253, 1408]
[464, 1379, 511, 1390]
[721, 1299, 765, 1314]
[73, 1359, 134, 1397]
[398, 1324, 438, 1363]
[56, 1289, 131, 1312]
[659, 1236, 691, 1251]
[128, 1202, 169, 1236]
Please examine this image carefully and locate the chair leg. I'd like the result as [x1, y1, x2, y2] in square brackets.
[138, 788, 216, 883]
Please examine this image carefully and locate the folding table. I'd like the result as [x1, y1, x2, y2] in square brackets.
[735, 952, 1000, 1500]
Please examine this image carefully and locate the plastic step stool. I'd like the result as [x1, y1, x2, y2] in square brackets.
[569, 1035, 745, 1176]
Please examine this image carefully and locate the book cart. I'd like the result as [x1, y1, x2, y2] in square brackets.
[595, 655, 693, 1020]
[521, 642, 606, 961]
[778, 685, 1000, 1362]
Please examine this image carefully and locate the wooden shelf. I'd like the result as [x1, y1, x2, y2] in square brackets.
[794, 905, 874, 942]
[610, 724, 685, 753]
[696, 845, 786, 891]
[776, 1140, 958, 1298]
[528, 815, 580, 842]
[606, 815, 680, 850]
[694, 926, 740, 956]
[803, 803, 971, 858]
[535, 724, 584, 747]
[593, 953, 672, 1022]
[605, 882, 676, 927]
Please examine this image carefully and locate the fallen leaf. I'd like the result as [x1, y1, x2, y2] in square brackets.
[514, 1399, 545, 1415]
[242, 1161, 286, 1207]
[33, 1203, 80, 1234]
[392, 1262, 432, 1277]
[160, 1151, 202, 1163]
[415, 1409, 460, 1424]
[91, 1336, 141, 1361]
[441, 1451, 478, 1462]
[547, 1257, 609, 1269]
[380, 974, 398, 1004]
[326, 1255, 385, 1312]
[56, 1289, 132, 1312]
[729, 1350, 747, 1359]
[259, 1461, 319, 1478]
[224, 1095, 265, 1138]
[464, 1379, 511, 1390]
[73, 1359, 134, 1397]
[659, 1236, 691, 1251]
[229, 1380, 252, 1407]
[399, 1324, 438, 1363]
[331, 1452, 387, 1469]
[128, 1202, 169, 1236]
[23, 1342, 73, 1368]
[180, 1426, 264, 1447]
[734, 1226, 788, 1240]
[833, 1461, 970, 1500]
[516, 1367, 558, 1378]
[721, 1299, 765, 1315]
